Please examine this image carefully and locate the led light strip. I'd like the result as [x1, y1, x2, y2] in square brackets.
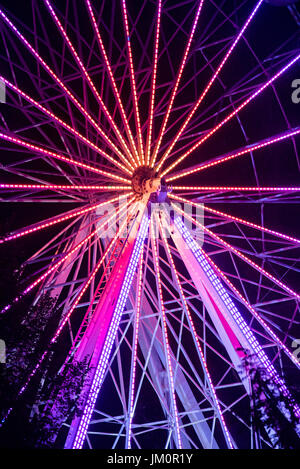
[159, 219, 233, 449]
[176, 217, 300, 418]
[198, 246, 300, 370]
[0, 83, 131, 178]
[127, 254, 144, 449]
[72, 214, 149, 449]
[1, 197, 133, 314]
[166, 127, 300, 182]
[0, 195, 129, 244]
[0, 9, 131, 171]
[44, 0, 134, 170]
[2, 205, 137, 417]
[171, 186, 300, 192]
[0, 183, 131, 191]
[85, 0, 139, 165]
[151, 218, 182, 449]
[122, 0, 144, 162]
[161, 51, 300, 177]
[174, 205, 300, 302]
[170, 193, 300, 246]
[151, 0, 204, 167]
[157, 0, 264, 172]
[145, 0, 162, 166]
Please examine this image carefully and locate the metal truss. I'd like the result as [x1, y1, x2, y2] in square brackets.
[0, 0, 299, 449]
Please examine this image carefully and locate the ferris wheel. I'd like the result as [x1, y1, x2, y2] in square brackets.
[0, 0, 300, 449]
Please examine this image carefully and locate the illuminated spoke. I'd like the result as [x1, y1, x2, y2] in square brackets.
[85, 0, 139, 164]
[122, 0, 144, 161]
[151, 217, 182, 449]
[171, 185, 300, 192]
[159, 218, 234, 449]
[44, 0, 135, 169]
[198, 247, 300, 370]
[166, 127, 300, 182]
[150, 0, 204, 167]
[0, 131, 131, 184]
[173, 204, 300, 302]
[156, 0, 264, 172]
[0, 9, 132, 170]
[1, 196, 133, 314]
[145, 0, 162, 167]
[170, 193, 300, 246]
[161, 51, 300, 177]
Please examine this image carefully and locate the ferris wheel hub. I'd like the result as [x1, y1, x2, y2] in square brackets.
[131, 165, 161, 200]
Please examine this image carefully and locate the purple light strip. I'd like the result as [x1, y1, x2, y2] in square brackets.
[44, 0, 134, 169]
[72, 215, 149, 449]
[157, 0, 264, 172]
[160, 220, 233, 448]
[0, 8, 131, 171]
[151, 218, 182, 449]
[176, 217, 300, 420]
[127, 257, 143, 449]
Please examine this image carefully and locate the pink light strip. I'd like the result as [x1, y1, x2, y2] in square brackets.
[0, 198, 129, 244]
[4, 207, 136, 413]
[199, 247, 300, 370]
[127, 245, 144, 449]
[0, 77, 131, 176]
[0, 130, 130, 184]
[122, 0, 144, 162]
[150, 0, 204, 167]
[72, 215, 149, 449]
[159, 219, 234, 449]
[174, 205, 300, 302]
[44, 0, 134, 169]
[170, 194, 300, 246]
[145, 0, 162, 166]
[51, 208, 136, 345]
[171, 185, 300, 192]
[0, 10, 132, 171]
[166, 127, 300, 182]
[162, 51, 300, 177]
[151, 219, 182, 449]
[176, 218, 300, 419]
[85, 0, 139, 165]
[157, 0, 264, 172]
[0, 183, 131, 191]
[1, 196, 133, 314]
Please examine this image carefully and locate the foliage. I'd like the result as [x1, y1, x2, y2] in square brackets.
[0, 292, 91, 448]
[240, 348, 300, 449]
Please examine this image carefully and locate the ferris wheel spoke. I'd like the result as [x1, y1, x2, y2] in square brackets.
[145, 0, 162, 167]
[197, 244, 300, 370]
[166, 127, 300, 182]
[173, 218, 300, 422]
[156, 0, 263, 173]
[0, 196, 133, 314]
[158, 0, 263, 173]
[43, 0, 134, 170]
[0, 130, 131, 184]
[161, 51, 300, 177]
[3, 208, 137, 419]
[150, 218, 182, 449]
[0, 183, 131, 192]
[170, 193, 300, 247]
[85, 0, 139, 165]
[121, 0, 144, 162]
[0, 9, 133, 171]
[171, 185, 300, 193]
[173, 204, 300, 303]
[150, 0, 204, 168]
[159, 217, 234, 449]
[0, 194, 129, 244]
